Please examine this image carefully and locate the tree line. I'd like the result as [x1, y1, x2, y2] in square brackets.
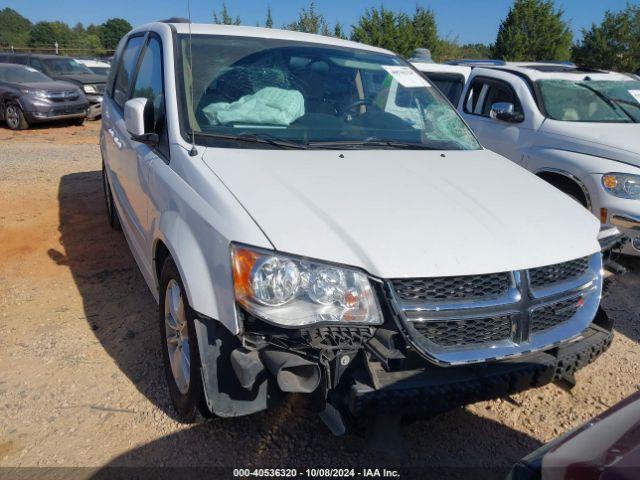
[220, 0, 640, 71]
[1, 1, 638, 72]
[0, 8, 131, 55]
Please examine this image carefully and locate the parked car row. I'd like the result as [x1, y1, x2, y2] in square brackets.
[0, 52, 111, 129]
[101, 22, 625, 439]
[413, 60, 640, 256]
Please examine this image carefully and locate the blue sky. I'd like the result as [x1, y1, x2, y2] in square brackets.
[1, 0, 632, 44]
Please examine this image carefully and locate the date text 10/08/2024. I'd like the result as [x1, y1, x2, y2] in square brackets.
[233, 469, 401, 478]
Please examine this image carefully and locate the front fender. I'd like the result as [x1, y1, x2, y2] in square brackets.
[155, 210, 240, 333]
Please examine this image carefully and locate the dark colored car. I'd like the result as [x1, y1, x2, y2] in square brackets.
[0, 63, 89, 130]
[0, 53, 107, 119]
[508, 391, 640, 479]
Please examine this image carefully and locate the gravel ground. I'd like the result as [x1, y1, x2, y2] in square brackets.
[0, 123, 639, 475]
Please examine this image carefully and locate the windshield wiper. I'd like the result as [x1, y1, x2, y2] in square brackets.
[190, 131, 308, 149]
[306, 139, 440, 150]
[575, 83, 638, 123]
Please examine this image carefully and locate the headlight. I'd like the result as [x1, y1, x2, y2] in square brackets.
[602, 173, 640, 199]
[20, 88, 48, 99]
[83, 84, 98, 94]
[231, 245, 383, 327]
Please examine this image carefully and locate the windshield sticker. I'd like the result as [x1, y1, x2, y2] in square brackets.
[382, 66, 431, 88]
[628, 89, 640, 103]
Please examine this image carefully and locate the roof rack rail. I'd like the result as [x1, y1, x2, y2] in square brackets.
[445, 59, 506, 67]
[158, 17, 191, 24]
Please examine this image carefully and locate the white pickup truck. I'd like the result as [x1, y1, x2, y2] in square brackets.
[414, 61, 640, 256]
[101, 22, 613, 434]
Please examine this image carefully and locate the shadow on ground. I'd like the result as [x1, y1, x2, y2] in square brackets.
[89, 406, 537, 477]
[50, 171, 543, 473]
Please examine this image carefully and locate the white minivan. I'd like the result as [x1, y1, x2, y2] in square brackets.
[101, 22, 612, 433]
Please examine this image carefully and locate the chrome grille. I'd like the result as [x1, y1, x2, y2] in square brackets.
[412, 315, 514, 347]
[391, 273, 510, 302]
[529, 257, 589, 289]
[531, 296, 582, 333]
[49, 90, 80, 102]
[389, 254, 602, 365]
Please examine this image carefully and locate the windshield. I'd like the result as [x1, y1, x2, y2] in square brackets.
[0, 65, 51, 83]
[88, 66, 110, 76]
[42, 58, 93, 75]
[538, 79, 640, 123]
[176, 35, 479, 150]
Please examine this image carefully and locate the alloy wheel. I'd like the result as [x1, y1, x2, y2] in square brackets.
[5, 105, 19, 129]
[164, 279, 191, 394]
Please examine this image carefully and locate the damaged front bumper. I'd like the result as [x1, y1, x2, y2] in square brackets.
[195, 299, 613, 435]
[193, 247, 622, 434]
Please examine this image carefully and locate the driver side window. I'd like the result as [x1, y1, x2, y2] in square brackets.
[130, 36, 169, 159]
[481, 82, 523, 118]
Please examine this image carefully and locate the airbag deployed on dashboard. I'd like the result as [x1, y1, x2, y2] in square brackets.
[202, 87, 305, 126]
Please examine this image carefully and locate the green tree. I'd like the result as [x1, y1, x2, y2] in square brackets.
[351, 6, 415, 56]
[492, 0, 572, 61]
[99, 18, 132, 51]
[213, 2, 241, 25]
[86, 24, 101, 37]
[0, 8, 32, 47]
[333, 22, 346, 39]
[460, 43, 492, 58]
[265, 6, 274, 28]
[71, 32, 104, 55]
[412, 7, 439, 56]
[29, 21, 73, 49]
[284, 2, 330, 35]
[572, 4, 640, 71]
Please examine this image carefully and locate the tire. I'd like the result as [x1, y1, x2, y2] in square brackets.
[102, 161, 121, 231]
[159, 256, 210, 423]
[70, 117, 86, 126]
[4, 102, 29, 130]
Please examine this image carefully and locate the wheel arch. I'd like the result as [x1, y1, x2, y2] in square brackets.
[535, 168, 592, 209]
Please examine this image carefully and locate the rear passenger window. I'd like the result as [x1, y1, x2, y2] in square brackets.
[130, 36, 169, 159]
[30, 58, 44, 72]
[425, 73, 465, 105]
[112, 35, 145, 108]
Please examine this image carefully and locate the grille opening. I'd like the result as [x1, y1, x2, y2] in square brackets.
[531, 296, 582, 333]
[529, 257, 589, 289]
[391, 272, 511, 302]
[411, 314, 514, 347]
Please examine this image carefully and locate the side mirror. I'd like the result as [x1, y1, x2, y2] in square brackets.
[124, 97, 158, 146]
[489, 102, 523, 123]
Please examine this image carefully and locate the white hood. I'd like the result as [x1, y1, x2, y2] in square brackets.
[203, 148, 600, 278]
[539, 120, 640, 168]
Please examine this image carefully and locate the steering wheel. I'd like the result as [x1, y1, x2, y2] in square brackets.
[340, 99, 374, 121]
